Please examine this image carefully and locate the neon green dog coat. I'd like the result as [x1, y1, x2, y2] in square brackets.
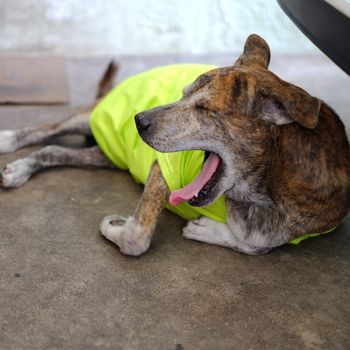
[90, 64, 334, 245]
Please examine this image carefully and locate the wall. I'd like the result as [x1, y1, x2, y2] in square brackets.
[0, 0, 319, 56]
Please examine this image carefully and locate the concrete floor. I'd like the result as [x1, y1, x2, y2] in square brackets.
[0, 55, 350, 350]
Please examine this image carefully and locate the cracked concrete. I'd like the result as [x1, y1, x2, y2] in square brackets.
[0, 56, 349, 349]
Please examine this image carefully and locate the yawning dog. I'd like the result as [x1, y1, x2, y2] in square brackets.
[1, 34, 349, 256]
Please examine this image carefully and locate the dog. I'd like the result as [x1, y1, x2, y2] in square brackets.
[1, 34, 349, 256]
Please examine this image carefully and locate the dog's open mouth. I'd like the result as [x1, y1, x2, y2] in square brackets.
[169, 151, 223, 207]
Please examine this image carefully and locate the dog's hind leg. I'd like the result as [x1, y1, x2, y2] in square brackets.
[0, 61, 119, 154]
[1, 145, 113, 188]
[100, 161, 170, 256]
[0, 111, 92, 154]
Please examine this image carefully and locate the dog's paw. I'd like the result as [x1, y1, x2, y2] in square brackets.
[182, 216, 235, 248]
[0, 130, 18, 154]
[100, 215, 151, 256]
[100, 215, 127, 241]
[183, 217, 215, 240]
[1, 158, 37, 188]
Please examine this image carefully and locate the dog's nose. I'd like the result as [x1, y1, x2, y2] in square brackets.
[135, 112, 152, 134]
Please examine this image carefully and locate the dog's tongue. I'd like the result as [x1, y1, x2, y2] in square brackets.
[169, 152, 220, 206]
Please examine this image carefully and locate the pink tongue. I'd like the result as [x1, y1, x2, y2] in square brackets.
[169, 153, 221, 206]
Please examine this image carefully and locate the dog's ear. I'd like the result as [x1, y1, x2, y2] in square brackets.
[254, 84, 321, 129]
[234, 34, 271, 69]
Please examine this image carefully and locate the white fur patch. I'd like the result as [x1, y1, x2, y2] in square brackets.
[100, 215, 151, 256]
[1, 158, 37, 188]
[184, 216, 271, 255]
[0, 130, 18, 154]
[183, 217, 236, 248]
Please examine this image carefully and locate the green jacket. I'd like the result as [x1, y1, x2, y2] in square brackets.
[90, 64, 333, 245]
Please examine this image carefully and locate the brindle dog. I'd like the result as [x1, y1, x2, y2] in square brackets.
[1, 34, 349, 256]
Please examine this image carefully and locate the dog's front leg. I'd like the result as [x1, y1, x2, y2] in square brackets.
[100, 161, 170, 256]
[183, 217, 272, 255]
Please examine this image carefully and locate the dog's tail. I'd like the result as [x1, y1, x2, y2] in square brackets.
[95, 60, 119, 100]
[84, 61, 118, 147]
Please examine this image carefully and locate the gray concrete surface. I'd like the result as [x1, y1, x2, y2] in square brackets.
[0, 56, 350, 350]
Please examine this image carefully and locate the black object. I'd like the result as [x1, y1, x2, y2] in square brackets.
[278, 0, 350, 75]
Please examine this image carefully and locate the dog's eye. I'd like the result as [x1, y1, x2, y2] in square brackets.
[196, 104, 207, 110]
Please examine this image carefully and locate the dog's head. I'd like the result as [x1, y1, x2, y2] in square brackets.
[135, 34, 321, 207]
